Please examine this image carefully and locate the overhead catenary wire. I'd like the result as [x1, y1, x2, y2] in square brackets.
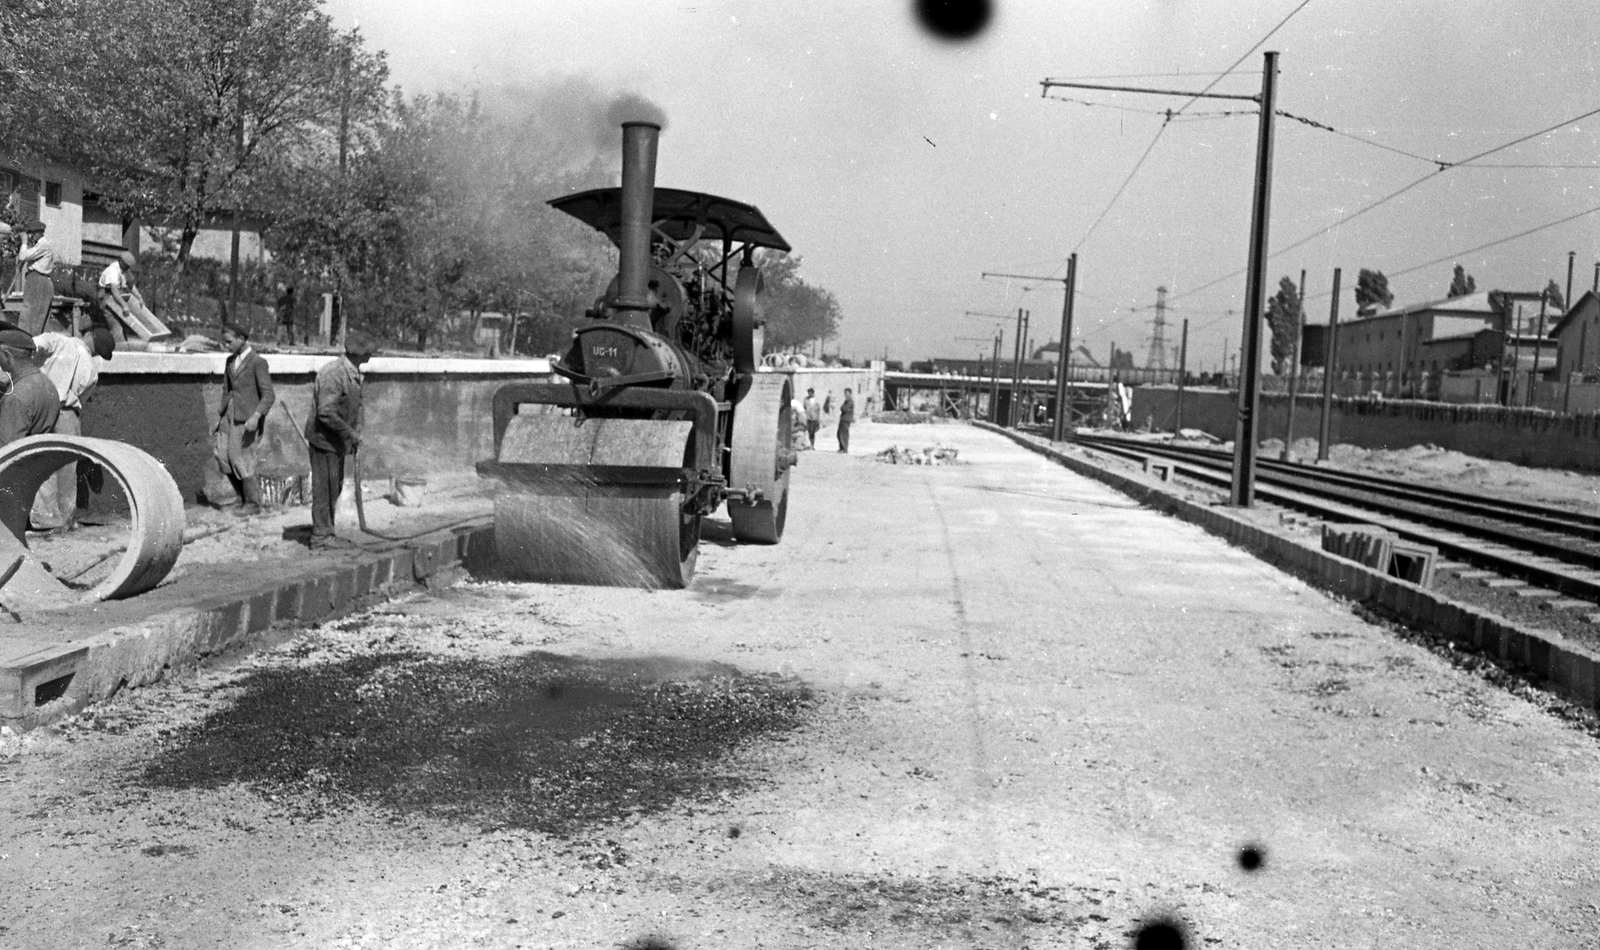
[1165, 99, 1600, 308]
[1055, 0, 1315, 256]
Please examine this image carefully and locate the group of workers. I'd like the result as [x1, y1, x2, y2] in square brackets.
[214, 326, 377, 549]
[801, 386, 855, 453]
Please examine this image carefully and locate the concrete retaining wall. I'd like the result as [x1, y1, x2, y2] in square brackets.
[1131, 385, 1600, 472]
[980, 422, 1600, 713]
[73, 354, 880, 508]
[80, 353, 551, 507]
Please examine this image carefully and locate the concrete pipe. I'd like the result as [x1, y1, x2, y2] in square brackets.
[0, 435, 185, 601]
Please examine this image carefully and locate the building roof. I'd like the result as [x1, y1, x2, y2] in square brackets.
[1359, 290, 1499, 321]
[1549, 289, 1600, 337]
[1420, 328, 1493, 345]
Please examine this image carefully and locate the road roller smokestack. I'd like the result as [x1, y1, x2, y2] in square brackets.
[478, 121, 799, 588]
[614, 121, 660, 325]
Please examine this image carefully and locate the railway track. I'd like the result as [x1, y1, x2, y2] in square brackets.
[1070, 431, 1600, 620]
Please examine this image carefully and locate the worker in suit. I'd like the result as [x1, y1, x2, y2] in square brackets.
[215, 323, 276, 515]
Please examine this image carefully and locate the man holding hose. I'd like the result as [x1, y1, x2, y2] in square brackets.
[305, 332, 376, 550]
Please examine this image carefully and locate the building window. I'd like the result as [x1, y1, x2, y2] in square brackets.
[43, 181, 62, 207]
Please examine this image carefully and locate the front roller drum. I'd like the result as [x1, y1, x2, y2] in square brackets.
[490, 415, 700, 589]
[727, 373, 793, 543]
[495, 486, 699, 589]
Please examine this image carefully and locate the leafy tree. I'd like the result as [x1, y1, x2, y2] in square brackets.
[758, 252, 843, 351]
[1265, 276, 1302, 374]
[1109, 346, 1135, 371]
[1545, 279, 1565, 312]
[1447, 264, 1477, 298]
[43, 0, 389, 268]
[1355, 268, 1393, 316]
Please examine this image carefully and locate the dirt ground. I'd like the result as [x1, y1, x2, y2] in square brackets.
[26, 473, 492, 593]
[3, 421, 1600, 949]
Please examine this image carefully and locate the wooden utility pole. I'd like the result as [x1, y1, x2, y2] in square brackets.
[1174, 318, 1189, 434]
[988, 331, 1002, 423]
[1318, 268, 1342, 462]
[1230, 50, 1280, 508]
[1567, 251, 1576, 317]
[1534, 291, 1550, 406]
[1050, 253, 1078, 442]
[1008, 308, 1026, 427]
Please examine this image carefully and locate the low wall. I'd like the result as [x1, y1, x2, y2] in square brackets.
[785, 367, 885, 416]
[82, 353, 551, 506]
[1130, 385, 1600, 472]
[74, 356, 877, 508]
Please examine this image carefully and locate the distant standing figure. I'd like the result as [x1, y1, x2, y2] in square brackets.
[16, 226, 57, 333]
[837, 387, 856, 454]
[0, 321, 60, 444]
[215, 324, 276, 516]
[306, 332, 377, 549]
[31, 326, 114, 530]
[274, 282, 297, 346]
[823, 391, 834, 415]
[803, 387, 821, 448]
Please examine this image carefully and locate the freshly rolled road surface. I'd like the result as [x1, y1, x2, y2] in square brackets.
[0, 435, 185, 600]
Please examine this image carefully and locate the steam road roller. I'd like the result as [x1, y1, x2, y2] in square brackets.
[477, 121, 797, 588]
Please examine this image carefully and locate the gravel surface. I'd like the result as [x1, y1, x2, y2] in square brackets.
[3, 421, 1600, 949]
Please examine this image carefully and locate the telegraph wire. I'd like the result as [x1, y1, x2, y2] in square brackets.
[1062, 0, 1315, 255]
[1276, 109, 1446, 167]
[1168, 0, 1313, 117]
[1165, 99, 1600, 308]
[1072, 119, 1173, 253]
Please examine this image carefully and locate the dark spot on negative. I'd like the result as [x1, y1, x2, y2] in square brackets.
[1238, 844, 1266, 871]
[1132, 914, 1189, 950]
[914, 0, 993, 40]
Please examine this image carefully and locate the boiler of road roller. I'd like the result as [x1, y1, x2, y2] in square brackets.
[477, 120, 797, 589]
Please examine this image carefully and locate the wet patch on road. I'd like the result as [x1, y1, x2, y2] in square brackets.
[754, 868, 1125, 945]
[136, 651, 814, 836]
[692, 578, 779, 601]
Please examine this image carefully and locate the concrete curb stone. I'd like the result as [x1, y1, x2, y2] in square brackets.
[978, 422, 1600, 712]
[0, 523, 492, 730]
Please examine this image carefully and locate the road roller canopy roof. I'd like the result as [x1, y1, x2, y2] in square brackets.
[549, 187, 791, 253]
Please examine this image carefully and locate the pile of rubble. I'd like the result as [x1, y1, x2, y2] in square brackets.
[874, 444, 960, 466]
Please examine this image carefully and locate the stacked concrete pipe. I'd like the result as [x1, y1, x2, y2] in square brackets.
[0, 435, 185, 602]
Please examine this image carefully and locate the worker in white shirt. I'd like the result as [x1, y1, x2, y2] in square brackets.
[16, 224, 57, 333]
[30, 326, 116, 530]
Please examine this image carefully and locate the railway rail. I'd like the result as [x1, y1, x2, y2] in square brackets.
[1069, 431, 1600, 618]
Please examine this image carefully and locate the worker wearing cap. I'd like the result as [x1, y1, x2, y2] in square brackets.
[305, 332, 376, 550]
[15, 225, 58, 333]
[98, 250, 144, 339]
[0, 321, 60, 444]
[30, 326, 115, 530]
[216, 323, 275, 516]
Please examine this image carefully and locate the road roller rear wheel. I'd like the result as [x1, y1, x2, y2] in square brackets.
[728, 374, 793, 544]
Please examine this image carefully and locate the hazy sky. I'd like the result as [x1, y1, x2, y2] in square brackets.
[324, 0, 1600, 370]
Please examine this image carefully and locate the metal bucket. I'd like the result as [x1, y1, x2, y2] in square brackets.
[258, 472, 308, 508]
[391, 475, 427, 508]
